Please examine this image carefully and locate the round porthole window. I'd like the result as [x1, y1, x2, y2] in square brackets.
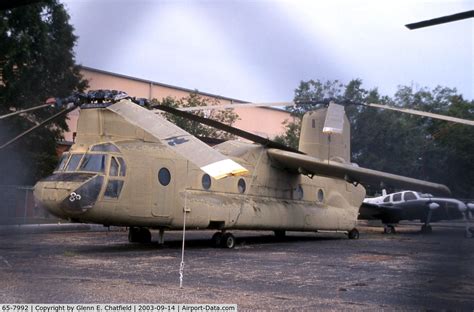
[202, 174, 212, 190]
[158, 167, 171, 186]
[238, 178, 246, 193]
[317, 189, 324, 202]
[293, 185, 304, 200]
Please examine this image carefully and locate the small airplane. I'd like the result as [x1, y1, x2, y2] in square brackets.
[360, 190, 474, 237]
[2, 90, 471, 248]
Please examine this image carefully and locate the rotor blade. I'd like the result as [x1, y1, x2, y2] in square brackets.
[0, 0, 45, 10]
[0, 103, 53, 120]
[107, 100, 248, 179]
[179, 101, 295, 112]
[322, 102, 345, 134]
[364, 103, 474, 126]
[405, 10, 474, 29]
[0, 106, 75, 150]
[152, 104, 302, 154]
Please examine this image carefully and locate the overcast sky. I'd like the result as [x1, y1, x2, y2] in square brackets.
[62, 0, 473, 102]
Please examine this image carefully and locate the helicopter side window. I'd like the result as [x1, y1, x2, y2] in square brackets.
[383, 196, 390, 203]
[104, 180, 124, 199]
[65, 154, 84, 171]
[55, 153, 70, 171]
[79, 154, 106, 173]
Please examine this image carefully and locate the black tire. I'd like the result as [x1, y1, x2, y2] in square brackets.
[211, 232, 223, 248]
[128, 227, 139, 243]
[348, 228, 359, 239]
[140, 228, 152, 243]
[221, 233, 236, 249]
[274, 230, 286, 239]
[384, 225, 396, 234]
[128, 227, 151, 243]
[421, 225, 432, 234]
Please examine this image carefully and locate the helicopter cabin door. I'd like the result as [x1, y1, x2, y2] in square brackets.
[152, 158, 175, 218]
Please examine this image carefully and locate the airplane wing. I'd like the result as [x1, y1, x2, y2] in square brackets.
[107, 100, 248, 179]
[358, 202, 404, 222]
[267, 148, 451, 196]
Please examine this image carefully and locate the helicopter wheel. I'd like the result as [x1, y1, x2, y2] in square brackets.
[274, 230, 286, 239]
[128, 227, 152, 243]
[348, 228, 359, 239]
[211, 232, 223, 248]
[221, 233, 236, 249]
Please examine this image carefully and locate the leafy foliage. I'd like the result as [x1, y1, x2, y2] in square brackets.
[277, 79, 474, 197]
[0, 0, 87, 185]
[153, 92, 239, 140]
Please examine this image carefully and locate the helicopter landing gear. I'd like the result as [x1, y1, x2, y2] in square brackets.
[211, 231, 236, 249]
[383, 224, 396, 234]
[158, 228, 165, 245]
[128, 227, 152, 243]
[274, 230, 286, 239]
[348, 228, 359, 239]
[211, 232, 223, 247]
[221, 233, 236, 249]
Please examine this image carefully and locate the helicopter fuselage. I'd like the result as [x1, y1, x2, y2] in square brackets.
[34, 107, 366, 233]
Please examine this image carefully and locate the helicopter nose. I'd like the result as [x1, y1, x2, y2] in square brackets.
[59, 175, 104, 214]
[34, 174, 104, 217]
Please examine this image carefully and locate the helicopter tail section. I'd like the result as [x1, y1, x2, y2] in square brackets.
[298, 104, 351, 163]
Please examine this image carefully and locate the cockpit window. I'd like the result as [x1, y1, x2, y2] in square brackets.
[55, 153, 70, 171]
[91, 143, 121, 153]
[117, 157, 126, 176]
[393, 193, 402, 202]
[109, 157, 119, 176]
[79, 154, 106, 173]
[65, 154, 84, 171]
[404, 192, 417, 201]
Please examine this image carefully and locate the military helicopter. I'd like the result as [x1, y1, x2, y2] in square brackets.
[2, 90, 469, 248]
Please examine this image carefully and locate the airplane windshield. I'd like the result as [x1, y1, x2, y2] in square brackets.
[78, 154, 106, 173]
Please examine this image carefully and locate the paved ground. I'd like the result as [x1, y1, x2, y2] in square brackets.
[0, 223, 473, 311]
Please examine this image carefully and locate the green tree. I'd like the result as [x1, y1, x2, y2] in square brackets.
[154, 92, 239, 140]
[275, 79, 367, 150]
[0, 0, 87, 185]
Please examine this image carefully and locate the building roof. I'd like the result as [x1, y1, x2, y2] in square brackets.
[80, 65, 249, 104]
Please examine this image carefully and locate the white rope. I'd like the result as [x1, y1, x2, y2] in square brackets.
[179, 191, 188, 288]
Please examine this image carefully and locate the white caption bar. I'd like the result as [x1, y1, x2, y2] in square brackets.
[0, 304, 237, 312]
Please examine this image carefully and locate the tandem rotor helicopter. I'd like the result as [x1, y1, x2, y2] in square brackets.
[2, 89, 473, 248]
